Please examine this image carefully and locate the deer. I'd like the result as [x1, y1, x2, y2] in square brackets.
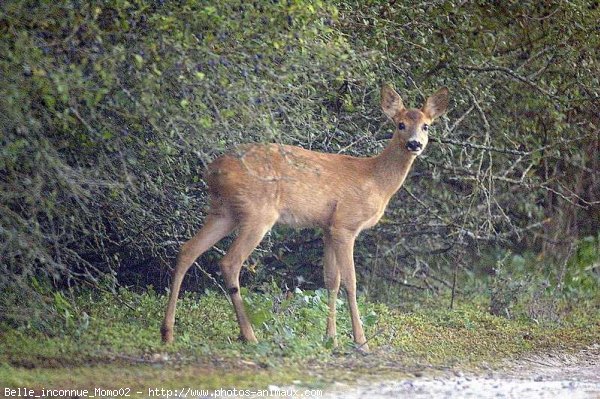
[161, 84, 450, 351]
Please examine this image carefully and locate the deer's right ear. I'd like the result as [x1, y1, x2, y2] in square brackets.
[381, 84, 404, 120]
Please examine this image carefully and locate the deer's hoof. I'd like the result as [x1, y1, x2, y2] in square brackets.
[324, 335, 338, 349]
[238, 333, 258, 344]
[357, 343, 370, 354]
[161, 325, 174, 344]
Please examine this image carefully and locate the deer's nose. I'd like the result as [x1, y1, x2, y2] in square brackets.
[406, 140, 423, 152]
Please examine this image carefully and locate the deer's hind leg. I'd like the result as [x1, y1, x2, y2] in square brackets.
[323, 233, 341, 347]
[219, 210, 278, 343]
[162, 210, 235, 343]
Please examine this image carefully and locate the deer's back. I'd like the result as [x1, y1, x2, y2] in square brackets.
[206, 144, 383, 230]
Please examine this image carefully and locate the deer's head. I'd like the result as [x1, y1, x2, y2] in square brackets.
[381, 85, 449, 156]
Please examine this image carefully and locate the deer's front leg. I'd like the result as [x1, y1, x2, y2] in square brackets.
[331, 231, 369, 352]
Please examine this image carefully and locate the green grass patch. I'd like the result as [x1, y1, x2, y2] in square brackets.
[1, 287, 599, 391]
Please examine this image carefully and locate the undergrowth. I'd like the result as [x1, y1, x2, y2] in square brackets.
[1, 280, 598, 390]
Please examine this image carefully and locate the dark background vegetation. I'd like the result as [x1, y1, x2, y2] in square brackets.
[1, 0, 598, 329]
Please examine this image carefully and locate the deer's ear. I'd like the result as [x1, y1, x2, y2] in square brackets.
[381, 84, 404, 120]
[422, 87, 450, 120]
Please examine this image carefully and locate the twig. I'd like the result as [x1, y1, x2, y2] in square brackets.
[432, 130, 598, 157]
[337, 130, 369, 154]
[450, 263, 457, 310]
[374, 269, 426, 290]
[69, 106, 97, 136]
[355, 328, 386, 353]
[193, 262, 228, 297]
[81, 279, 137, 311]
[430, 136, 529, 156]
[448, 105, 474, 133]
[458, 65, 556, 99]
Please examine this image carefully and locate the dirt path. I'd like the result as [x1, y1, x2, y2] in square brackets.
[321, 344, 600, 399]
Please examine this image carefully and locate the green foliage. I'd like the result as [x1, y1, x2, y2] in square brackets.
[1, 0, 598, 328]
[563, 235, 600, 298]
[0, 0, 369, 324]
[488, 252, 530, 319]
[2, 287, 598, 389]
[466, 236, 600, 322]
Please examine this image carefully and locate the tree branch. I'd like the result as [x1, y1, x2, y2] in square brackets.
[458, 64, 556, 99]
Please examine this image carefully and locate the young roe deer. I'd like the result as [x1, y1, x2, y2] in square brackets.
[161, 85, 450, 350]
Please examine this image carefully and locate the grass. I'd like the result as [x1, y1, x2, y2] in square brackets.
[1, 284, 599, 394]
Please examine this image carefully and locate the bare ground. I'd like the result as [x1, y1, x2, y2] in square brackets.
[320, 344, 600, 399]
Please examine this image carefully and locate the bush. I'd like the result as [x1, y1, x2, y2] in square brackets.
[1, 0, 598, 326]
[479, 235, 600, 322]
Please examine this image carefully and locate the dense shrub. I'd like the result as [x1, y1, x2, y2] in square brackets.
[1, 0, 598, 325]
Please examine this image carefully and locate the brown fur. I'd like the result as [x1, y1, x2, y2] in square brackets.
[161, 85, 450, 350]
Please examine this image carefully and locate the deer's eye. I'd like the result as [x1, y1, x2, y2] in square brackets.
[423, 124, 429, 131]
[398, 122, 406, 130]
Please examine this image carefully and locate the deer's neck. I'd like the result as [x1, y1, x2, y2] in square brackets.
[373, 135, 417, 199]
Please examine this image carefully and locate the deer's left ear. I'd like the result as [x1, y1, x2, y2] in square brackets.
[422, 87, 450, 120]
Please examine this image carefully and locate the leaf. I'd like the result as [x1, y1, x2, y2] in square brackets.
[134, 54, 144, 68]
